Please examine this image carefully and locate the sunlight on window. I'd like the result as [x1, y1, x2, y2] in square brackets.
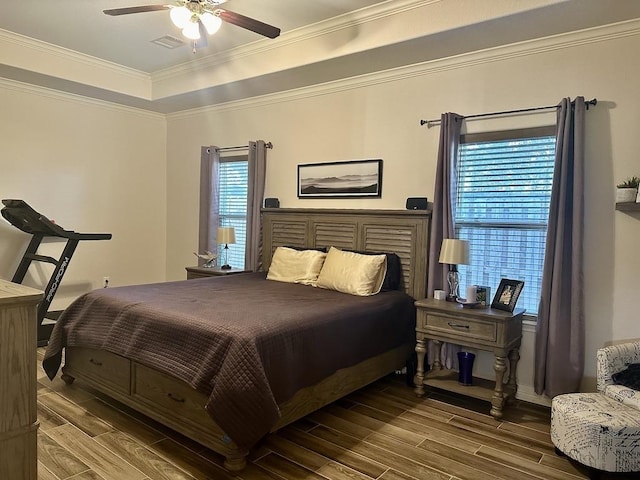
[218, 160, 248, 268]
[456, 131, 556, 316]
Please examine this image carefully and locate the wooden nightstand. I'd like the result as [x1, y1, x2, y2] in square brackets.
[185, 266, 250, 279]
[414, 298, 524, 419]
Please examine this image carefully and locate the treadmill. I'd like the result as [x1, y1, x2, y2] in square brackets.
[1, 199, 112, 346]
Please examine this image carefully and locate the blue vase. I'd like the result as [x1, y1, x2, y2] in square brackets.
[457, 351, 475, 385]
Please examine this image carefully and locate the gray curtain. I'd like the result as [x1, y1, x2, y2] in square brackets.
[199, 141, 267, 271]
[427, 112, 463, 368]
[534, 97, 586, 397]
[245, 140, 267, 272]
[199, 146, 221, 262]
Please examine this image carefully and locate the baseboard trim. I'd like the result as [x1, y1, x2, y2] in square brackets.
[516, 384, 552, 407]
[472, 373, 552, 407]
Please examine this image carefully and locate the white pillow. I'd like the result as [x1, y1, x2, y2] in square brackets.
[316, 246, 387, 296]
[266, 247, 326, 286]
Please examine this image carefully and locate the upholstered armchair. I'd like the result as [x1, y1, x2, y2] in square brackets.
[551, 341, 640, 478]
[597, 340, 640, 409]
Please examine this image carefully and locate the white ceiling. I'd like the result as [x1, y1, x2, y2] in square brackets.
[0, 0, 388, 73]
[2, 0, 640, 113]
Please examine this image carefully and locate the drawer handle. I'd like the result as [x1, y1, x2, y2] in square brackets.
[447, 322, 470, 329]
[167, 393, 185, 403]
[89, 358, 103, 366]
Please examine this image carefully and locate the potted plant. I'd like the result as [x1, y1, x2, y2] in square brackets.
[616, 176, 640, 203]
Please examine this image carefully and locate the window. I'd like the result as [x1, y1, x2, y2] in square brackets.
[218, 156, 248, 268]
[455, 127, 556, 316]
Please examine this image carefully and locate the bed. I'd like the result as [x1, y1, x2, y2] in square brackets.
[42, 208, 430, 471]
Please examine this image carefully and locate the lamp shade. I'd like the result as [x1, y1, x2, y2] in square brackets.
[200, 12, 222, 35]
[439, 238, 469, 265]
[182, 20, 201, 40]
[170, 6, 192, 28]
[217, 227, 236, 244]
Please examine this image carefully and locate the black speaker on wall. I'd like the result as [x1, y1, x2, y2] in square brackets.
[264, 197, 280, 208]
[406, 197, 428, 210]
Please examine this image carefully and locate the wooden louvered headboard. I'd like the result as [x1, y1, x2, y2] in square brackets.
[262, 208, 431, 300]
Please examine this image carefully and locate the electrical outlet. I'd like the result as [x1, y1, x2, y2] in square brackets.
[103, 276, 110, 288]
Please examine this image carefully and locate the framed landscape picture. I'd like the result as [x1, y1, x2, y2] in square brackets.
[491, 279, 524, 312]
[297, 159, 383, 198]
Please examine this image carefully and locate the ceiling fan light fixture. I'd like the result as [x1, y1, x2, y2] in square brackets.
[104, 1, 280, 42]
[200, 12, 222, 35]
[170, 6, 192, 29]
[182, 20, 201, 40]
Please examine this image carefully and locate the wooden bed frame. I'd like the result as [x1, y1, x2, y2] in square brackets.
[59, 208, 431, 471]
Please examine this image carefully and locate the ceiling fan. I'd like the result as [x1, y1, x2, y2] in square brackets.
[104, 0, 281, 45]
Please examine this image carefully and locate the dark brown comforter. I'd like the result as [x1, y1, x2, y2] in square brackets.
[43, 272, 415, 450]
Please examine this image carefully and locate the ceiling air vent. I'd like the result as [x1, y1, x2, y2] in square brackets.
[151, 35, 184, 49]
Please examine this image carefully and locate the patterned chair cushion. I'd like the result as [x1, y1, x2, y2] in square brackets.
[602, 384, 640, 410]
[551, 392, 640, 473]
[597, 342, 640, 391]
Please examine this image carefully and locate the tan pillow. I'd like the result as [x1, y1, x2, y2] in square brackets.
[316, 246, 387, 296]
[266, 247, 326, 286]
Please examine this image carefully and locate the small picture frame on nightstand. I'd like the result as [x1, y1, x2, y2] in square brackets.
[475, 286, 491, 307]
[491, 279, 524, 312]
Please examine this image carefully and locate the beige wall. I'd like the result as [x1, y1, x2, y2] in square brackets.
[0, 81, 168, 311]
[165, 24, 640, 403]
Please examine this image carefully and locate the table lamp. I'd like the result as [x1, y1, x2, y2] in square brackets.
[438, 238, 469, 302]
[217, 227, 236, 270]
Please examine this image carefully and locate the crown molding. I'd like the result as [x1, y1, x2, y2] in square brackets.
[0, 28, 148, 82]
[166, 17, 640, 120]
[4, 12, 638, 117]
[0, 28, 152, 100]
[152, 0, 440, 83]
[0, 76, 163, 120]
[153, 0, 564, 85]
[152, 0, 579, 101]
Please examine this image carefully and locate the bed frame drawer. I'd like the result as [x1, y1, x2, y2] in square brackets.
[65, 347, 130, 395]
[132, 363, 210, 426]
[422, 313, 497, 343]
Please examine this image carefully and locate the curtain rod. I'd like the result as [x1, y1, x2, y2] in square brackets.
[419, 98, 597, 128]
[217, 141, 273, 152]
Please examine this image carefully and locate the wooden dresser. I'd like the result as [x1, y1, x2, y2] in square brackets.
[0, 280, 43, 480]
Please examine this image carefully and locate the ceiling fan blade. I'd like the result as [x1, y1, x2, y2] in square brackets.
[103, 5, 170, 16]
[217, 8, 280, 39]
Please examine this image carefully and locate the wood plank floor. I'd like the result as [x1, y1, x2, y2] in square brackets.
[36, 349, 638, 480]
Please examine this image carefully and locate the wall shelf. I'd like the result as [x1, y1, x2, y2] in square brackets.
[616, 202, 640, 212]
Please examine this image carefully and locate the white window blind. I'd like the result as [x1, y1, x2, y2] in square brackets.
[218, 159, 248, 268]
[455, 127, 556, 316]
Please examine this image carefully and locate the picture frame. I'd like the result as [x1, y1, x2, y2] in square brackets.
[297, 159, 382, 198]
[491, 279, 524, 312]
[475, 285, 491, 308]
